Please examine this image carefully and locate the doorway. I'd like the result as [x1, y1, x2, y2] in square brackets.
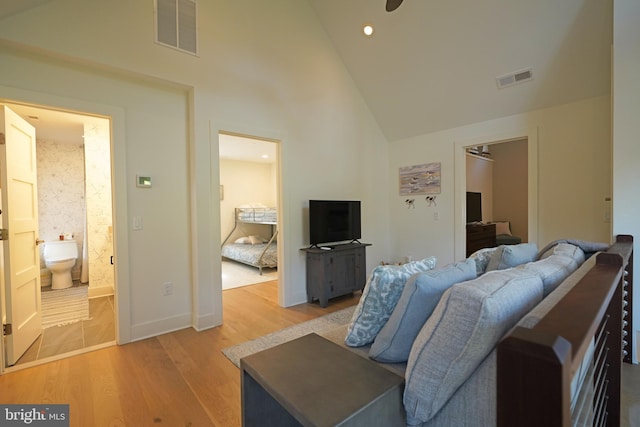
[218, 133, 279, 292]
[454, 130, 538, 261]
[465, 139, 529, 248]
[1, 102, 116, 370]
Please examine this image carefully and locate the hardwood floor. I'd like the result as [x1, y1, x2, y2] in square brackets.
[2, 282, 638, 426]
[0, 281, 360, 427]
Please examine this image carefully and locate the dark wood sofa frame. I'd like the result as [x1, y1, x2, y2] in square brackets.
[498, 235, 634, 426]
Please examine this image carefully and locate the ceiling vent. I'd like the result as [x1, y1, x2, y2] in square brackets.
[496, 68, 533, 89]
[155, 0, 198, 55]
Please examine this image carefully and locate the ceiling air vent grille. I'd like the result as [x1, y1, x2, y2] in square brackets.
[496, 68, 533, 89]
[155, 0, 198, 56]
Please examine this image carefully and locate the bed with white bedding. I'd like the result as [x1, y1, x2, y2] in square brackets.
[221, 207, 278, 274]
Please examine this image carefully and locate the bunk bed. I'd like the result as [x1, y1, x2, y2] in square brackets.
[221, 207, 278, 274]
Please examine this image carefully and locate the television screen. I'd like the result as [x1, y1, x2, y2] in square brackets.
[466, 192, 482, 223]
[309, 200, 361, 245]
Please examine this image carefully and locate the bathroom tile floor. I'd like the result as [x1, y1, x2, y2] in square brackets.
[14, 295, 115, 367]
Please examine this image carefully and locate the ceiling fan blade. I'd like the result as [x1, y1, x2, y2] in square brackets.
[386, 0, 404, 12]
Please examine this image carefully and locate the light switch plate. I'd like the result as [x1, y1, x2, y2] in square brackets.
[136, 175, 152, 188]
[133, 216, 143, 230]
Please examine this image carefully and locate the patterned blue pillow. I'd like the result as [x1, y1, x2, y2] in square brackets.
[467, 247, 497, 275]
[369, 259, 477, 363]
[344, 257, 438, 347]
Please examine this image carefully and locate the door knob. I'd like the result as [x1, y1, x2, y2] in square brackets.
[35, 239, 44, 246]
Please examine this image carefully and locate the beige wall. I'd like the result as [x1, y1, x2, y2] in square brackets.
[491, 139, 528, 241]
[465, 154, 493, 223]
[219, 159, 277, 244]
[389, 96, 611, 266]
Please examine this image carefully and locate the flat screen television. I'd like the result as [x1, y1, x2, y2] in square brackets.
[309, 200, 361, 246]
[466, 192, 482, 223]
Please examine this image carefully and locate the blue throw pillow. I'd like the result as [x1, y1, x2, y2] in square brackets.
[369, 259, 477, 363]
[486, 243, 538, 271]
[344, 257, 437, 347]
[403, 269, 544, 425]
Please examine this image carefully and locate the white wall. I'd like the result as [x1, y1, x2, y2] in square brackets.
[389, 96, 611, 267]
[0, 0, 391, 340]
[613, 0, 640, 363]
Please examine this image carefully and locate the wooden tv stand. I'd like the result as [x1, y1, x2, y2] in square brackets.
[301, 243, 371, 307]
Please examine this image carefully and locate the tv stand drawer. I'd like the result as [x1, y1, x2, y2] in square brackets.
[466, 223, 496, 257]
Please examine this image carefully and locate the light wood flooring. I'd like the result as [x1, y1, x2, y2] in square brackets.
[0, 281, 360, 427]
[1, 282, 638, 426]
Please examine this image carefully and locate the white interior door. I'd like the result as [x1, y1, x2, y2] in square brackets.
[0, 105, 42, 367]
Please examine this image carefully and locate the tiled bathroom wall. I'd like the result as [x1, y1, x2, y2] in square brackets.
[36, 140, 85, 283]
[36, 127, 114, 294]
[84, 124, 114, 293]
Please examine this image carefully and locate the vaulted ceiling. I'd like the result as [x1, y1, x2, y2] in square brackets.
[1, 0, 613, 143]
[308, 0, 612, 141]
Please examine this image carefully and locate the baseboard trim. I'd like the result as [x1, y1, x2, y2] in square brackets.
[193, 312, 221, 331]
[88, 286, 114, 299]
[130, 313, 192, 342]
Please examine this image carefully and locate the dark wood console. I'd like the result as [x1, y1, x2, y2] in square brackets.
[466, 223, 496, 257]
[301, 243, 371, 307]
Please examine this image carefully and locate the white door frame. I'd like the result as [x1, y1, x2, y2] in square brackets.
[0, 87, 130, 373]
[211, 122, 286, 311]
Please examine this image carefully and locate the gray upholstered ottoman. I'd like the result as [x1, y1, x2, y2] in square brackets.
[241, 333, 405, 426]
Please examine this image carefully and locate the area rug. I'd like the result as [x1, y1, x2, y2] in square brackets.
[221, 260, 277, 290]
[41, 285, 90, 328]
[222, 305, 355, 368]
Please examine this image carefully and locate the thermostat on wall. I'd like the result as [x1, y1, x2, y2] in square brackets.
[136, 175, 152, 188]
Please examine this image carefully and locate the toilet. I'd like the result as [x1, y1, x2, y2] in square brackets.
[44, 240, 78, 290]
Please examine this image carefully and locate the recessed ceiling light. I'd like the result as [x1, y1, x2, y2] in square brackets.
[261, 154, 269, 159]
[363, 24, 374, 37]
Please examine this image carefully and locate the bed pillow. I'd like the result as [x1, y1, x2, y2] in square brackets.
[369, 258, 476, 363]
[234, 237, 251, 244]
[492, 221, 512, 236]
[248, 235, 262, 245]
[344, 256, 438, 347]
[403, 269, 544, 424]
[486, 243, 538, 271]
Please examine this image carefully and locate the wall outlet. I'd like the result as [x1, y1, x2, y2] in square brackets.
[163, 282, 173, 296]
[433, 212, 440, 220]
